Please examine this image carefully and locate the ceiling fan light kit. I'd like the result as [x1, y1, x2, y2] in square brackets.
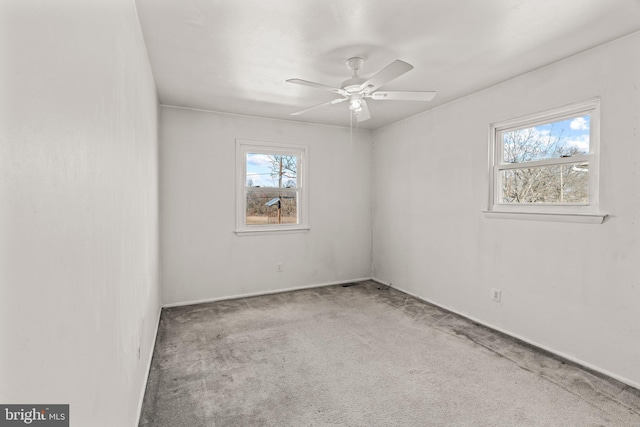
[287, 57, 437, 123]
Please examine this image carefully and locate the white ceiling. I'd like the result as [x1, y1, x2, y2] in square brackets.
[135, 0, 640, 130]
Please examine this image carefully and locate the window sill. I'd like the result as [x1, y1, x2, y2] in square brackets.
[235, 226, 310, 236]
[482, 211, 607, 224]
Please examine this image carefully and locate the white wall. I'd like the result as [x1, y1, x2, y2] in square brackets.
[0, 1, 160, 426]
[160, 106, 372, 305]
[373, 32, 640, 387]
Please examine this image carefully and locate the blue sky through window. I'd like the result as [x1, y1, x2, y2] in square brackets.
[503, 115, 590, 163]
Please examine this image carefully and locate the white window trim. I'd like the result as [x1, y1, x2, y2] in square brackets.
[486, 98, 607, 223]
[235, 139, 309, 235]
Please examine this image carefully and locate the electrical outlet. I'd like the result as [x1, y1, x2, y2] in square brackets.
[491, 288, 502, 302]
[276, 263, 283, 272]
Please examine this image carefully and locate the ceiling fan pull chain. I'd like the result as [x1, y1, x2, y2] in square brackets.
[350, 109, 353, 144]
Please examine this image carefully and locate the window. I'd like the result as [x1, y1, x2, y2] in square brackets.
[236, 139, 308, 233]
[487, 99, 604, 222]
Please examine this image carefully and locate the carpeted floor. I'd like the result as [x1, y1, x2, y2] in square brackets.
[139, 281, 640, 426]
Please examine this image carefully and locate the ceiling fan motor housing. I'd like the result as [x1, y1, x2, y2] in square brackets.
[342, 78, 366, 92]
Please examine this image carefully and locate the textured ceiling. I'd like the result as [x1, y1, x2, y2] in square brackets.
[135, 0, 640, 130]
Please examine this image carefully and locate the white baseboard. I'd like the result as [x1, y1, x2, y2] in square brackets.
[162, 277, 373, 308]
[135, 305, 162, 426]
[372, 277, 640, 391]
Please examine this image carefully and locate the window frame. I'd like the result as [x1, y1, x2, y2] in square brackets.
[235, 139, 309, 234]
[486, 99, 604, 223]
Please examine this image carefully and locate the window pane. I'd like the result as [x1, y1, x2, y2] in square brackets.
[502, 115, 590, 164]
[246, 153, 297, 188]
[246, 190, 298, 225]
[500, 163, 588, 204]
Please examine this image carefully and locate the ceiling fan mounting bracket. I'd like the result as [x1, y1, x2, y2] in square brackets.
[345, 57, 365, 72]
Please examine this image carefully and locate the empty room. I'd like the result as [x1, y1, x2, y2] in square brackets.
[2, 0, 640, 426]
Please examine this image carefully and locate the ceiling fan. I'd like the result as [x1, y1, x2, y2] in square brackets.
[287, 57, 436, 122]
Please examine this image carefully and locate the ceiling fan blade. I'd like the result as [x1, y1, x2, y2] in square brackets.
[359, 60, 414, 93]
[290, 97, 347, 116]
[370, 91, 437, 102]
[287, 79, 349, 96]
[356, 99, 371, 122]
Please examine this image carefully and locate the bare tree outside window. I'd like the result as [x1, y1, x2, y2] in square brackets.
[268, 155, 297, 188]
[499, 115, 590, 204]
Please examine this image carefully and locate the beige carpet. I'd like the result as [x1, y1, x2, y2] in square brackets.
[139, 281, 640, 426]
